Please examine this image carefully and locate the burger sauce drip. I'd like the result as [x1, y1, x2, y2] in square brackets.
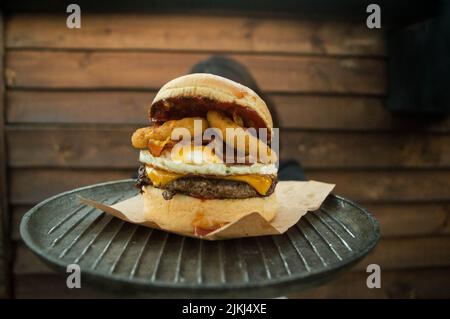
[194, 226, 222, 237]
[192, 212, 225, 237]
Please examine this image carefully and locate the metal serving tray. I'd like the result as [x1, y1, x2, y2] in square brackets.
[21, 179, 379, 298]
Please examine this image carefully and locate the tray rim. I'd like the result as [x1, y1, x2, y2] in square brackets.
[20, 179, 380, 293]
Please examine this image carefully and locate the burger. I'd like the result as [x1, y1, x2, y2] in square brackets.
[131, 73, 278, 236]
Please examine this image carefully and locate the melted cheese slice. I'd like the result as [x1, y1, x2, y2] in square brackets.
[145, 165, 273, 195]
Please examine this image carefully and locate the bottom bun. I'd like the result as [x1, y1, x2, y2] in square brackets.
[142, 185, 277, 234]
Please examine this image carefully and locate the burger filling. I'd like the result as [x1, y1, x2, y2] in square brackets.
[136, 164, 277, 200]
[132, 110, 277, 200]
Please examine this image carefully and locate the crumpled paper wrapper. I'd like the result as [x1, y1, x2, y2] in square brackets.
[79, 181, 334, 240]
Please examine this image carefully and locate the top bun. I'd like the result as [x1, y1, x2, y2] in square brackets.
[150, 73, 273, 137]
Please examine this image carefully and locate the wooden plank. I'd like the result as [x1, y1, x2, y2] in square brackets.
[13, 267, 450, 298]
[9, 168, 450, 205]
[292, 267, 450, 298]
[11, 205, 29, 241]
[10, 168, 134, 205]
[5, 14, 385, 56]
[7, 127, 137, 169]
[8, 91, 450, 132]
[366, 203, 450, 237]
[270, 94, 450, 132]
[14, 274, 115, 299]
[14, 242, 53, 275]
[307, 170, 450, 203]
[282, 131, 450, 169]
[7, 127, 450, 169]
[5, 51, 386, 94]
[14, 237, 450, 275]
[354, 237, 450, 271]
[10, 202, 450, 241]
[6, 91, 152, 125]
[0, 12, 10, 299]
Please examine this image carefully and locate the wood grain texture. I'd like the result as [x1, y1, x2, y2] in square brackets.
[270, 95, 450, 132]
[292, 267, 450, 299]
[11, 206, 27, 240]
[7, 127, 450, 169]
[15, 274, 116, 299]
[14, 237, 450, 275]
[7, 91, 450, 132]
[5, 14, 385, 56]
[5, 51, 386, 94]
[307, 170, 450, 203]
[0, 13, 10, 299]
[14, 243, 51, 275]
[6, 91, 153, 125]
[354, 237, 450, 271]
[13, 267, 450, 298]
[7, 127, 137, 169]
[365, 203, 450, 237]
[282, 131, 450, 169]
[8, 168, 450, 205]
[10, 168, 134, 205]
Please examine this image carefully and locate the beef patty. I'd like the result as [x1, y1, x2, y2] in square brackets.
[136, 165, 277, 200]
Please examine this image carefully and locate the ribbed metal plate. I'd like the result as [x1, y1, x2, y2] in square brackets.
[21, 179, 379, 298]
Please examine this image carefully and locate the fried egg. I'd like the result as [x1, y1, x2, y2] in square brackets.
[139, 149, 277, 176]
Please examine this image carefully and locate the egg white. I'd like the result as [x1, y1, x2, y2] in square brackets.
[139, 150, 277, 176]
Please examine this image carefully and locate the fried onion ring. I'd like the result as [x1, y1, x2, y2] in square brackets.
[131, 117, 209, 156]
[206, 110, 276, 164]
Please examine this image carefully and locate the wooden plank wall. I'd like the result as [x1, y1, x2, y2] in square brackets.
[3, 13, 450, 298]
[0, 13, 11, 299]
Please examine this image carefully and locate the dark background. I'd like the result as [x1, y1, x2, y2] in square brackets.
[0, 0, 449, 298]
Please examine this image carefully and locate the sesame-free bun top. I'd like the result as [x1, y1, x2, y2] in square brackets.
[150, 73, 273, 137]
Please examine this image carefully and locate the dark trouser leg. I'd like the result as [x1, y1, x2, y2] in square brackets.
[189, 55, 305, 181]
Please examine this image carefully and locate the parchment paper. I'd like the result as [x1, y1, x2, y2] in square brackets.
[79, 181, 334, 240]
